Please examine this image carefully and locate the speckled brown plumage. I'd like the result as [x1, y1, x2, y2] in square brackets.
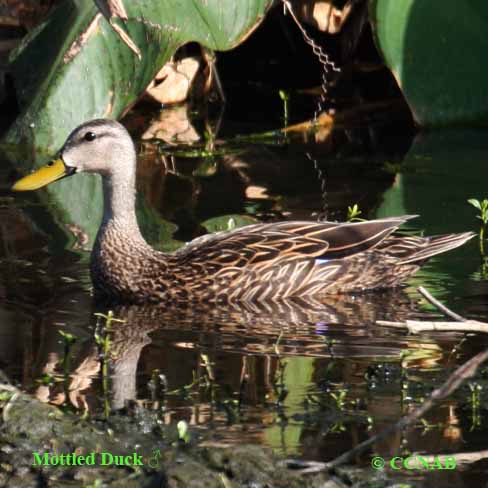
[13, 119, 475, 305]
[90, 214, 474, 305]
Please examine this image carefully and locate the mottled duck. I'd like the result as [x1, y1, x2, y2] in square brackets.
[12, 119, 475, 304]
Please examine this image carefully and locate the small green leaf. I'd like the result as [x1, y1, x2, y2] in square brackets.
[278, 89, 289, 101]
[177, 420, 190, 443]
[58, 330, 76, 344]
[468, 199, 482, 210]
[347, 203, 362, 221]
[227, 217, 236, 230]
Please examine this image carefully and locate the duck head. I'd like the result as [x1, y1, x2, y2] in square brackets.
[12, 119, 136, 191]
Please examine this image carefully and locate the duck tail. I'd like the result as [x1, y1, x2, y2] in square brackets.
[398, 232, 476, 265]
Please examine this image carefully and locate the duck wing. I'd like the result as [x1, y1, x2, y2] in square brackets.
[171, 216, 416, 301]
[177, 216, 415, 267]
[377, 231, 476, 264]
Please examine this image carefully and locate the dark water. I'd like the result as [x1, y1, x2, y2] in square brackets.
[1, 108, 488, 486]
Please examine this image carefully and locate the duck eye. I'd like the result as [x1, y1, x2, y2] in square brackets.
[84, 131, 96, 142]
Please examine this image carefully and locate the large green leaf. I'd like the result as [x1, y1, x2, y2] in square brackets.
[369, 0, 488, 127]
[3, 0, 272, 151]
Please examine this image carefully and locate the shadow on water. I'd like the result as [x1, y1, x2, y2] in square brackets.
[1, 107, 488, 486]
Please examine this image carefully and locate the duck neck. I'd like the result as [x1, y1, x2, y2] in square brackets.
[100, 171, 144, 243]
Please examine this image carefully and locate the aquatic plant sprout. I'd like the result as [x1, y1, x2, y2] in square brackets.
[467, 198, 488, 255]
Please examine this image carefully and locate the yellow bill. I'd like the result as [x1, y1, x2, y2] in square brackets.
[12, 159, 71, 191]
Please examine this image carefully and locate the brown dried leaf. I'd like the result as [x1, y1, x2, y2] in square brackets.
[245, 185, 269, 200]
[93, 0, 128, 20]
[289, 0, 353, 34]
[109, 20, 141, 59]
[145, 57, 201, 105]
[282, 112, 333, 133]
[141, 105, 200, 145]
[93, 0, 141, 59]
[63, 13, 102, 63]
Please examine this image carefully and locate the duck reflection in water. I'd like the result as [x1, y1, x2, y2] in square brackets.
[28, 290, 440, 412]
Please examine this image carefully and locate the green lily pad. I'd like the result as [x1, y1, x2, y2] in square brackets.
[3, 0, 273, 152]
[369, 0, 488, 127]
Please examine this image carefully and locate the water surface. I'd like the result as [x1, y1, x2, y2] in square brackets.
[1, 109, 488, 487]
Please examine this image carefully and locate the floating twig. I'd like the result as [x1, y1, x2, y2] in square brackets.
[418, 286, 467, 322]
[377, 286, 488, 333]
[377, 320, 488, 334]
